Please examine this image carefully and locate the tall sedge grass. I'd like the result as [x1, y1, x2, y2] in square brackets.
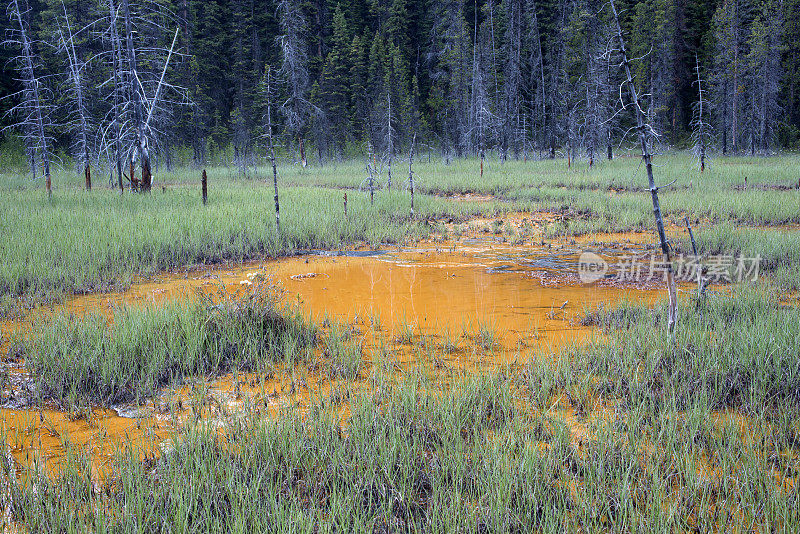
[4, 367, 798, 532]
[3, 152, 799, 315]
[544, 286, 800, 412]
[0, 182, 500, 315]
[23, 284, 316, 406]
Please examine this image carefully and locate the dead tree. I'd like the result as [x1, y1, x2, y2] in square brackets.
[610, 0, 677, 332]
[525, 0, 546, 155]
[117, 0, 181, 193]
[277, 0, 311, 168]
[470, 28, 494, 177]
[5, 0, 54, 198]
[103, 0, 125, 192]
[684, 217, 705, 299]
[55, 1, 92, 190]
[384, 89, 394, 190]
[263, 65, 280, 235]
[691, 55, 711, 172]
[364, 141, 378, 205]
[501, 0, 523, 158]
[408, 133, 416, 217]
[121, 0, 151, 191]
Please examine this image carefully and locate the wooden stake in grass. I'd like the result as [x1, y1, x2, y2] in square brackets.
[409, 133, 416, 217]
[201, 169, 208, 205]
[344, 192, 347, 218]
[611, 0, 677, 332]
[684, 217, 705, 299]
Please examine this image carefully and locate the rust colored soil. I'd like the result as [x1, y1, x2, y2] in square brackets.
[0, 228, 676, 478]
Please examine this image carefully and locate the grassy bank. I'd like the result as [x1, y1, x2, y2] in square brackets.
[7, 343, 799, 532]
[2, 153, 799, 532]
[2, 152, 799, 315]
[0, 184, 495, 317]
[22, 285, 317, 407]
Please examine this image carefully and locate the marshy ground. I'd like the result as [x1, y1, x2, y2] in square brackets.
[0, 153, 799, 531]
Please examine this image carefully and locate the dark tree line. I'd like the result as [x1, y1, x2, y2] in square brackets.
[3, 0, 800, 181]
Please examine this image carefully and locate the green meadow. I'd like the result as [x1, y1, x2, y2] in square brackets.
[1, 152, 799, 532]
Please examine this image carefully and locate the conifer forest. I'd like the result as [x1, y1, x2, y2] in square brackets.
[2, 0, 799, 173]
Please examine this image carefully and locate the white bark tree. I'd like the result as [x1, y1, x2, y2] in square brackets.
[5, 0, 54, 197]
[277, 0, 311, 167]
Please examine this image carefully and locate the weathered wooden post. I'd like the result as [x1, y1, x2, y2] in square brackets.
[684, 217, 704, 299]
[201, 169, 208, 205]
[344, 192, 348, 218]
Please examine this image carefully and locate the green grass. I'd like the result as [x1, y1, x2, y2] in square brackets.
[0, 183, 498, 317]
[685, 222, 800, 291]
[5, 282, 800, 531]
[22, 284, 316, 406]
[563, 286, 800, 412]
[5, 342, 799, 532]
[2, 152, 799, 315]
[3, 151, 800, 532]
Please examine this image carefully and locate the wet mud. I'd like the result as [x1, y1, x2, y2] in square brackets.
[0, 215, 695, 478]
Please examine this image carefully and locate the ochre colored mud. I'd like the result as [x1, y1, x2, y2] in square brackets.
[0, 222, 688, 479]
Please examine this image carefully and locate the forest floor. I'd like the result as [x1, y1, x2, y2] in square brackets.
[0, 152, 799, 531]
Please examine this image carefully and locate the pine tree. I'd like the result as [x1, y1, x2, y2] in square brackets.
[427, 0, 471, 156]
[318, 4, 353, 153]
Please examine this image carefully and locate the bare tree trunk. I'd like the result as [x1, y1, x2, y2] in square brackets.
[121, 0, 151, 192]
[684, 217, 704, 298]
[611, 0, 677, 332]
[57, 3, 91, 191]
[130, 160, 137, 191]
[10, 0, 51, 198]
[691, 54, 710, 172]
[265, 67, 280, 235]
[366, 141, 376, 205]
[409, 134, 416, 217]
[697, 57, 706, 172]
[108, 0, 124, 193]
[386, 90, 393, 190]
